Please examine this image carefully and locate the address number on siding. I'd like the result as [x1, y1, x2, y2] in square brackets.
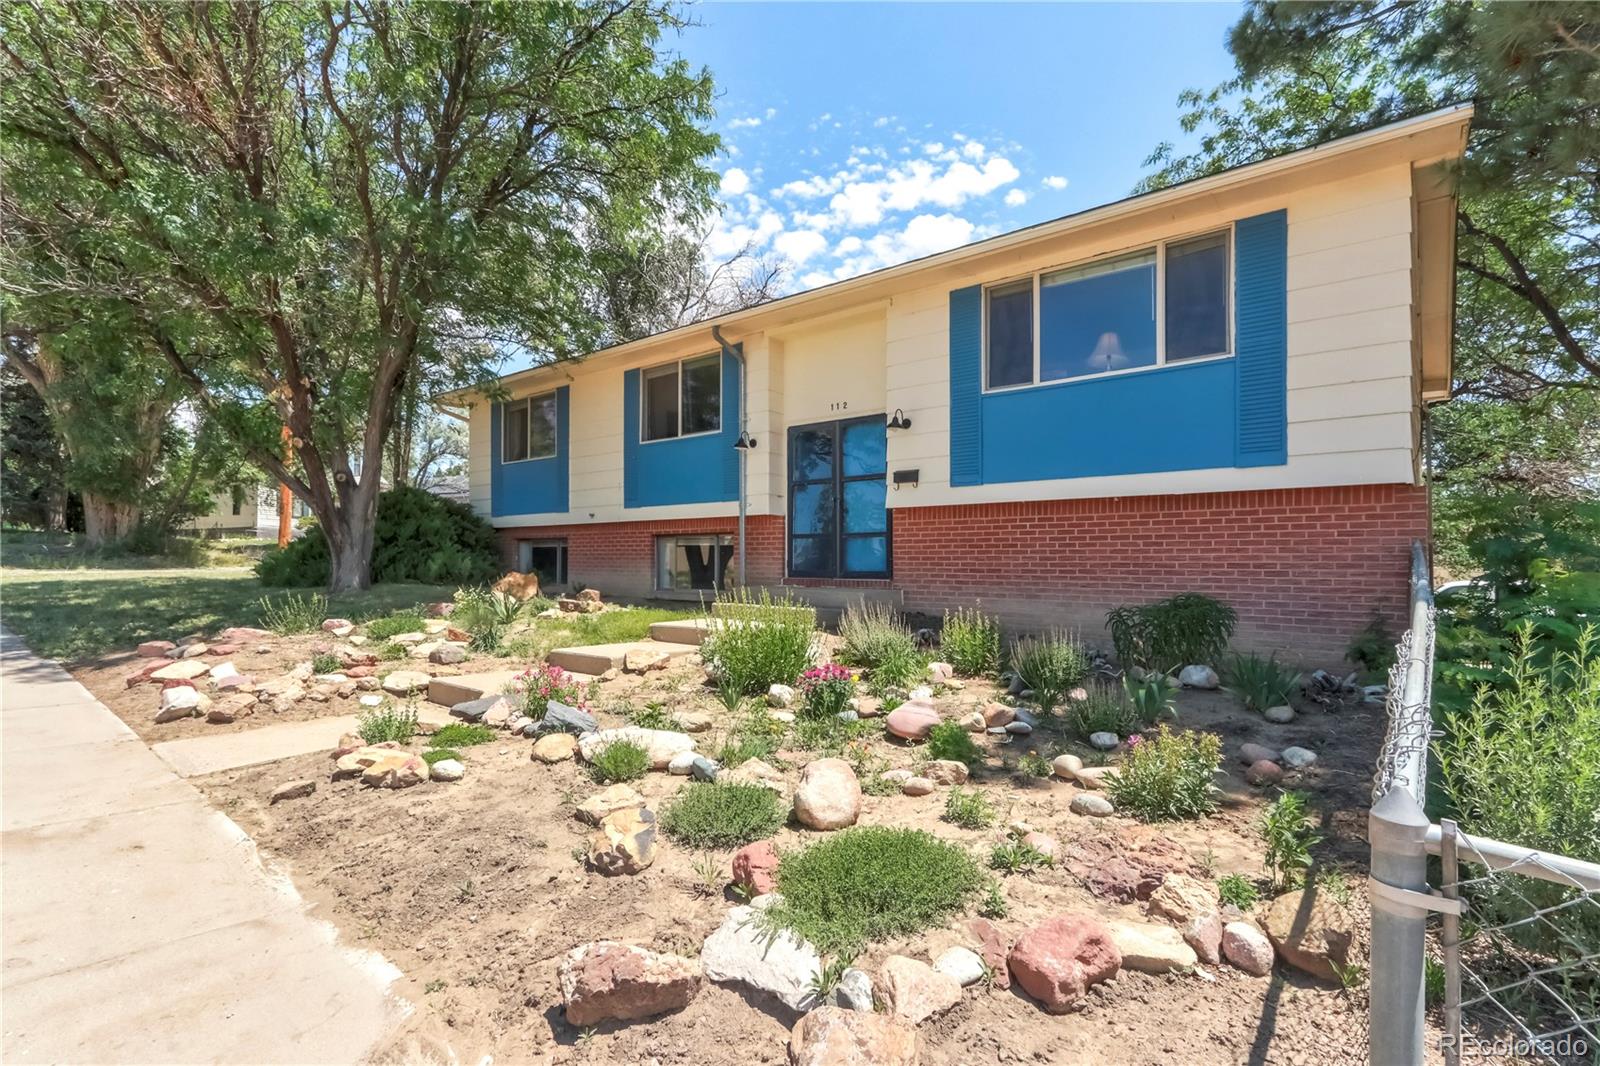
[829, 401, 849, 411]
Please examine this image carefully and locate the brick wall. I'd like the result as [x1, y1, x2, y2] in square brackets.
[497, 483, 1428, 665]
[891, 484, 1429, 664]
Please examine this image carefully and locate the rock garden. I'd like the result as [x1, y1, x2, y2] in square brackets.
[69, 584, 1436, 1064]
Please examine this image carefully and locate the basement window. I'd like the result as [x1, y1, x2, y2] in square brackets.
[655, 534, 733, 591]
[517, 538, 568, 588]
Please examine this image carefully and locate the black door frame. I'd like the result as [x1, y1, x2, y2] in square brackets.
[785, 414, 892, 580]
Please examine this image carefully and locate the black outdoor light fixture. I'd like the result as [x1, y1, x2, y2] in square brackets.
[733, 430, 757, 450]
[886, 408, 912, 430]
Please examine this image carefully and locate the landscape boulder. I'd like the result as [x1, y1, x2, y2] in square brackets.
[429, 645, 467, 666]
[151, 659, 211, 682]
[532, 732, 579, 763]
[558, 941, 701, 1027]
[767, 683, 796, 708]
[875, 955, 961, 1024]
[270, 779, 316, 804]
[1070, 793, 1114, 817]
[491, 571, 542, 601]
[588, 806, 657, 875]
[429, 758, 465, 782]
[360, 752, 429, 789]
[732, 839, 781, 896]
[980, 701, 1015, 728]
[137, 640, 176, 658]
[932, 947, 986, 988]
[579, 727, 695, 770]
[700, 894, 821, 1013]
[1223, 921, 1275, 977]
[1264, 704, 1295, 724]
[155, 686, 207, 723]
[965, 917, 1010, 989]
[884, 700, 940, 741]
[1264, 888, 1354, 982]
[1008, 916, 1121, 1013]
[1245, 759, 1284, 786]
[924, 759, 969, 786]
[623, 647, 670, 674]
[1107, 920, 1197, 973]
[793, 759, 862, 830]
[1239, 743, 1281, 765]
[537, 700, 597, 735]
[1281, 746, 1318, 769]
[900, 776, 935, 797]
[380, 670, 431, 696]
[1178, 665, 1220, 689]
[787, 1007, 919, 1066]
[576, 783, 645, 826]
[829, 968, 875, 1012]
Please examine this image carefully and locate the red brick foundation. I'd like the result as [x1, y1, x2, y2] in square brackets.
[891, 484, 1429, 663]
[497, 483, 1428, 665]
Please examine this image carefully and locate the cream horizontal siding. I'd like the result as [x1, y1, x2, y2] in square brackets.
[468, 402, 491, 517]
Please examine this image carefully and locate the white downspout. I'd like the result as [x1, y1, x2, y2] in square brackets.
[711, 325, 753, 588]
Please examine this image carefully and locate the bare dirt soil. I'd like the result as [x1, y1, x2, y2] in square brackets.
[190, 661, 1450, 1066]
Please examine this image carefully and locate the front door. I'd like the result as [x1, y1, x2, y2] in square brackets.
[787, 416, 890, 579]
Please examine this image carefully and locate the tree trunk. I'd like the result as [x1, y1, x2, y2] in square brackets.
[326, 512, 376, 590]
[46, 486, 67, 532]
[81, 492, 140, 546]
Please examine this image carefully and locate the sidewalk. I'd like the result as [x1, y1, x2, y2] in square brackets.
[0, 629, 407, 1064]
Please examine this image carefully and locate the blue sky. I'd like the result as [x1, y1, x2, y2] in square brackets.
[670, 2, 1245, 292]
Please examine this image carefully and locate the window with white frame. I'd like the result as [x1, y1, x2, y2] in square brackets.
[517, 538, 567, 588]
[641, 353, 721, 442]
[502, 391, 557, 463]
[985, 228, 1231, 390]
[655, 534, 733, 591]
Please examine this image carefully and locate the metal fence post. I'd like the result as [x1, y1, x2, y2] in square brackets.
[1438, 819, 1462, 1066]
[1370, 786, 1432, 1066]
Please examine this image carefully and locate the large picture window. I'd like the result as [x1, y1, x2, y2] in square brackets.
[642, 353, 721, 442]
[985, 228, 1231, 390]
[502, 391, 558, 463]
[655, 534, 733, 591]
[788, 417, 890, 580]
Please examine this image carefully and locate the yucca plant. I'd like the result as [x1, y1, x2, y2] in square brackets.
[1222, 652, 1302, 713]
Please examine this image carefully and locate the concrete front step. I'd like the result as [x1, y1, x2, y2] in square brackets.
[647, 618, 714, 646]
[546, 640, 698, 675]
[426, 670, 525, 708]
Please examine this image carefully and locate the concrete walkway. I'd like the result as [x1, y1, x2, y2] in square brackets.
[151, 705, 454, 778]
[0, 629, 407, 1064]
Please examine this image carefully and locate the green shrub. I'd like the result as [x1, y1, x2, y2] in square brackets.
[941, 606, 1000, 677]
[1105, 725, 1221, 821]
[310, 651, 342, 675]
[1217, 873, 1260, 911]
[791, 713, 871, 755]
[357, 701, 418, 744]
[765, 827, 984, 954]
[1222, 652, 1302, 713]
[257, 486, 498, 587]
[866, 639, 926, 696]
[988, 839, 1052, 874]
[421, 748, 463, 766]
[256, 592, 327, 634]
[451, 587, 524, 653]
[628, 703, 682, 731]
[1345, 611, 1396, 677]
[925, 721, 982, 767]
[1016, 751, 1052, 779]
[1010, 631, 1089, 714]
[837, 600, 916, 670]
[701, 589, 817, 705]
[660, 782, 786, 848]
[589, 739, 650, 784]
[365, 613, 425, 640]
[1105, 592, 1237, 673]
[941, 787, 994, 829]
[1260, 791, 1320, 890]
[428, 722, 496, 748]
[1436, 627, 1600, 975]
[1065, 684, 1142, 740]
[377, 641, 407, 661]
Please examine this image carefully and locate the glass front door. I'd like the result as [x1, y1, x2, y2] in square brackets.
[788, 416, 890, 579]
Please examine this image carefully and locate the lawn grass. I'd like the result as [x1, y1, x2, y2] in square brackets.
[0, 568, 457, 662]
[1, 528, 275, 571]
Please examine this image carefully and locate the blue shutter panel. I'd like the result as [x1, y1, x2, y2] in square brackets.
[949, 285, 983, 486]
[555, 385, 571, 512]
[721, 349, 741, 501]
[622, 370, 640, 508]
[1234, 209, 1288, 467]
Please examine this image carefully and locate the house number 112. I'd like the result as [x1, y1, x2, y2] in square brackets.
[829, 401, 849, 411]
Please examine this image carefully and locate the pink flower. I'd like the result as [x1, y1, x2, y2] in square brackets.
[1126, 733, 1144, 747]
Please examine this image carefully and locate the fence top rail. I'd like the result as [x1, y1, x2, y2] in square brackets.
[1428, 823, 1600, 894]
[1372, 539, 1438, 806]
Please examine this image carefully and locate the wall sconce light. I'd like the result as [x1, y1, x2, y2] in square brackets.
[886, 408, 912, 431]
[733, 431, 758, 450]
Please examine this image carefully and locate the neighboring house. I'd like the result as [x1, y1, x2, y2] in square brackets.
[440, 106, 1470, 661]
[425, 474, 472, 506]
[187, 483, 310, 538]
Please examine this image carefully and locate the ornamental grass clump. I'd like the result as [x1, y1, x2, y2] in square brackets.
[1009, 631, 1090, 714]
[1105, 725, 1221, 821]
[659, 782, 786, 849]
[1222, 652, 1302, 713]
[1064, 683, 1143, 740]
[763, 827, 983, 954]
[588, 739, 650, 784]
[701, 589, 817, 706]
[837, 600, 924, 693]
[940, 605, 1000, 677]
[256, 592, 327, 635]
[799, 663, 855, 719]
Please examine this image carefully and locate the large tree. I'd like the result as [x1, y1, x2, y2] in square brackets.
[1139, 1, 1598, 564]
[1, 0, 717, 588]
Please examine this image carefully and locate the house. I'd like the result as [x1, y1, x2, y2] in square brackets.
[439, 105, 1470, 662]
[187, 482, 310, 539]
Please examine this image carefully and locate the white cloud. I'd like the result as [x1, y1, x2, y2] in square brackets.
[873, 115, 891, 128]
[764, 107, 778, 119]
[835, 235, 863, 255]
[1004, 188, 1029, 207]
[774, 229, 829, 265]
[961, 140, 986, 160]
[824, 156, 1021, 227]
[719, 168, 751, 196]
[1042, 175, 1069, 190]
[728, 116, 762, 130]
[706, 209, 783, 259]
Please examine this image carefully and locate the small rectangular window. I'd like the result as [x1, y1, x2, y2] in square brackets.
[642, 354, 722, 441]
[1040, 249, 1157, 381]
[655, 534, 733, 591]
[517, 538, 567, 588]
[502, 392, 557, 463]
[985, 280, 1034, 389]
[1165, 230, 1230, 361]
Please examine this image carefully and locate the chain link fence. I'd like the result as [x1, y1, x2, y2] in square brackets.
[1368, 542, 1600, 1066]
